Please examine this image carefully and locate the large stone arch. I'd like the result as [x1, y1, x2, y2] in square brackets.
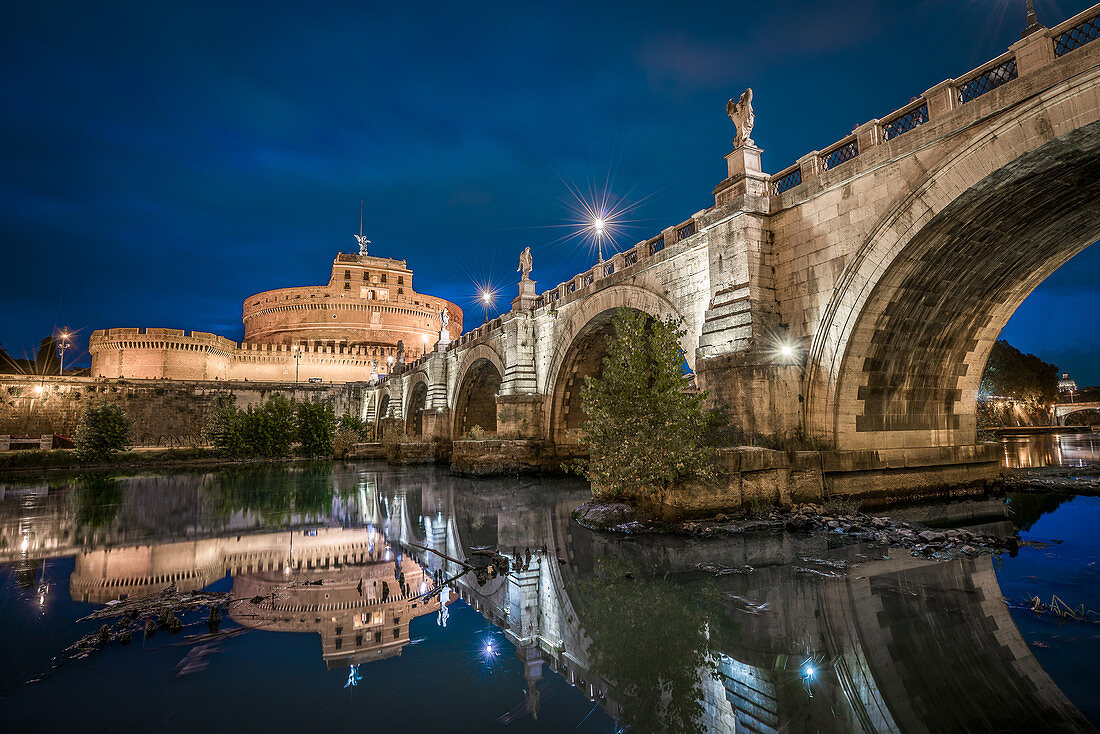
[405, 377, 429, 438]
[807, 72, 1100, 450]
[452, 344, 506, 437]
[544, 284, 691, 444]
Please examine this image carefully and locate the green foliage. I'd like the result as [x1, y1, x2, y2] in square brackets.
[295, 400, 336, 457]
[204, 393, 296, 458]
[578, 561, 736, 734]
[466, 425, 488, 440]
[575, 308, 713, 500]
[338, 412, 366, 435]
[333, 429, 360, 458]
[978, 339, 1059, 427]
[74, 401, 132, 462]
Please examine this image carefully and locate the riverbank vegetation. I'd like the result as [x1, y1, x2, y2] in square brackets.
[204, 394, 336, 459]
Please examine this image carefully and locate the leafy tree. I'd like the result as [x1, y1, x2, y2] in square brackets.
[204, 393, 245, 456]
[576, 308, 713, 500]
[74, 401, 131, 461]
[242, 394, 296, 457]
[296, 399, 336, 457]
[338, 411, 366, 436]
[204, 393, 295, 458]
[978, 340, 1060, 427]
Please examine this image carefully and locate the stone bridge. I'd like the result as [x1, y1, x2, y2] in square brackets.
[1054, 401, 1100, 424]
[369, 7, 1100, 493]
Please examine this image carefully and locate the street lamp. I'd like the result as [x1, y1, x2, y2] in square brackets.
[592, 216, 607, 263]
[479, 288, 496, 325]
[56, 330, 71, 375]
[387, 355, 394, 374]
[293, 344, 301, 383]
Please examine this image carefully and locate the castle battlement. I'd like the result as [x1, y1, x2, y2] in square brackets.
[90, 250, 462, 383]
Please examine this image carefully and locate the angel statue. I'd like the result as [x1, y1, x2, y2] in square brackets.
[438, 307, 451, 344]
[517, 246, 533, 282]
[354, 234, 371, 256]
[726, 88, 755, 148]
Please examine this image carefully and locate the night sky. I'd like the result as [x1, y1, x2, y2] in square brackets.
[2, 0, 1097, 383]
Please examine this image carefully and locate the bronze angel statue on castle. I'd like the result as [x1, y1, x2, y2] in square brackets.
[726, 88, 755, 148]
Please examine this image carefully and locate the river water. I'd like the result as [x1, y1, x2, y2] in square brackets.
[0, 437, 1097, 732]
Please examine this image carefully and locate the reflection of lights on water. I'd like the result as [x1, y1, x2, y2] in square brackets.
[20, 536, 29, 553]
[344, 664, 362, 688]
[420, 581, 427, 593]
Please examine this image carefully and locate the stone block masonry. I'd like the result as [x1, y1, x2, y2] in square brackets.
[0, 375, 369, 447]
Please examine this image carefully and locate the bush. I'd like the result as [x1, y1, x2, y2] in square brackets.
[204, 393, 296, 459]
[333, 429, 360, 458]
[296, 400, 336, 457]
[575, 308, 713, 501]
[467, 425, 489, 440]
[74, 402, 132, 462]
[338, 412, 366, 435]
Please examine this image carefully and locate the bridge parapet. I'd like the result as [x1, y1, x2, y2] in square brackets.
[757, 4, 1100, 206]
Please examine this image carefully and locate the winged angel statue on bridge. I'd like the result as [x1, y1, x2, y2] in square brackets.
[727, 88, 755, 148]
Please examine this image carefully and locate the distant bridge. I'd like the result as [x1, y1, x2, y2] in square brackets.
[1055, 401, 1100, 425]
[369, 6, 1100, 492]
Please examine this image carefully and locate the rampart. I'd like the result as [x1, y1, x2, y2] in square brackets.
[0, 374, 369, 446]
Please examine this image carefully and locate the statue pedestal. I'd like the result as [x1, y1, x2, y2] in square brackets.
[512, 279, 538, 312]
[715, 144, 769, 201]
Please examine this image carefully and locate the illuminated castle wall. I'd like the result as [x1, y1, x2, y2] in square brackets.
[88, 252, 463, 383]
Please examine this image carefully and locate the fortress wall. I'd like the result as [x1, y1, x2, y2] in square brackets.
[0, 375, 368, 446]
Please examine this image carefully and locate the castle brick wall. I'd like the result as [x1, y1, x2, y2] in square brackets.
[0, 375, 368, 447]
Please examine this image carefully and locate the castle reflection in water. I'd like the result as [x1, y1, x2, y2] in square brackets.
[1, 463, 1094, 733]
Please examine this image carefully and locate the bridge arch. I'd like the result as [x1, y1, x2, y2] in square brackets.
[808, 75, 1100, 450]
[405, 376, 429, 438]
[545, 284, 691, 444]
[452, 344, 506, 437]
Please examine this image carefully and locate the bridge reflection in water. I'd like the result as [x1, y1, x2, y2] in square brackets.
[0, 463, 1094, 732]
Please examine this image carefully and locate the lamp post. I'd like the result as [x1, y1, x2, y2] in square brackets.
[592, 217, 606, 263]
[55, 330, 71, 375]
[479, 288, 495, 325]
[293, 345, 301, 383]
[387, 355, 394, 374]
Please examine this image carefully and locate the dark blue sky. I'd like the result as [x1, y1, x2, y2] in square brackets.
[2, 0, 1097, 382]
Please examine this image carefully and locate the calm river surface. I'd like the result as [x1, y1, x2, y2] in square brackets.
[1, 444, 1098, 732]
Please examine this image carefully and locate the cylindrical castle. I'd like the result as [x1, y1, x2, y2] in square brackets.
[89, 251, 463, 382]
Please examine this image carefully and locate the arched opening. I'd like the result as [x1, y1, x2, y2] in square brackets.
[549, 308, 674, 445]
[453, 359, 502, 437]
[406, 381, 428, 438]
[377, 394, 391, 440]
[826, 122, 1100, 450]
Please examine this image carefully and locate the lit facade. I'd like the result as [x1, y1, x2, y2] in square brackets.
[89, 252, 463, 382]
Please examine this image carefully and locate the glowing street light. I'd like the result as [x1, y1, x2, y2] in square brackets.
[56, 330, 71, 374]
[589, 214, 610, 263]
[479, 287, 496, 325]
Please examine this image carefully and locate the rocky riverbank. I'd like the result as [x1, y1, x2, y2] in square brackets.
[1001, 464, 1100, 494]
[573, 499, 1021, 560]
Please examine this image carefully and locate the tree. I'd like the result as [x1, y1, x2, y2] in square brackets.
[296, 400, 336, 457]
[74, 401, 131, 461]
[576, 308, 713, 500]
[204, 393, 295, 458]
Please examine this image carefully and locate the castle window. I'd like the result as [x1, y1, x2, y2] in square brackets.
[398, 288, 404, 295]
[363, 271, 369, 281]
[397, 276, 404, 285]
[380, 273, 387, 283]
[343, 282, 350, 290]
[344, 270, 351, 279]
